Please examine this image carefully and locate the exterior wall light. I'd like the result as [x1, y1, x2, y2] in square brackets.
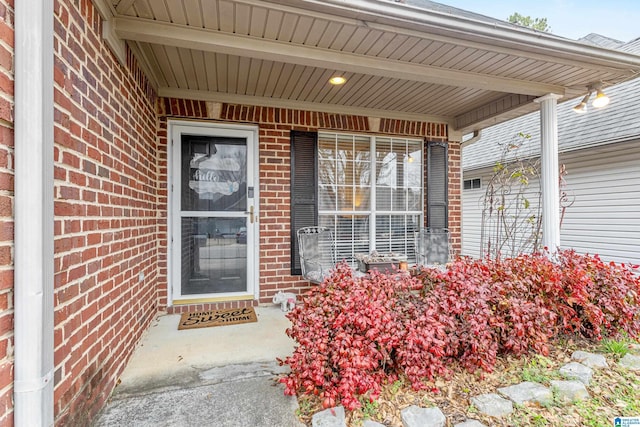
[591, 87, 610, 108]
[572, 93, 590, 114]
[572, 83, 610, 113]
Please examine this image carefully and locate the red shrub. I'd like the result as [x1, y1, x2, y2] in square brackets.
[279, 263, 427, 410]
[279, 251, 640, 410]
[558, 250, 640, 339]
[416, 255, 558, 371]
[394, 292, 458, 389]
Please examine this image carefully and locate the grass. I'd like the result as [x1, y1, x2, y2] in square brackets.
[520, 354, 562, 384]
[574, 396, 607, 427]
[358, 396, 380, 420]
[545, 386, 564, 409]
[599, 337, 631, 359]
[388, 379, 404, 396]
[295, 396, 316, 419]
[610, 368, 640, 413]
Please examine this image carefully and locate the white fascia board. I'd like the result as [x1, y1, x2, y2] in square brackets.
[102, 19, 127, 66]
[115, 0, 137, 14]
[92, 0, 126, 66]
[91, 0, 116, 20]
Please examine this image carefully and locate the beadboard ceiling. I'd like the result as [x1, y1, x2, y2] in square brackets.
[98, 0, 640, 132]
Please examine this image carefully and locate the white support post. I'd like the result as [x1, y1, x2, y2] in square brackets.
[14, 0, 55, 425]
[534, 94, 562, 254]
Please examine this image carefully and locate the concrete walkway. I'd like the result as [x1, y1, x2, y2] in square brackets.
[94, 306, 304, 427]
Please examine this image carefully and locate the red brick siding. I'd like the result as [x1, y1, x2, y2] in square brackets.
[159, 100, 458, 312]
[379, 118, 447, 138]
[52, 0, 158, 424]
[0, 0, 13, 424]
[448, 142, 462, 255]
[156, 118, 168, 309]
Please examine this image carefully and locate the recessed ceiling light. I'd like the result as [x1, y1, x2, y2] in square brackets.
[329, 76, 346, 85]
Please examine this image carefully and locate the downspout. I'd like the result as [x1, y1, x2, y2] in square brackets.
[14, 0, 55, 424]
[459, 130, 482, 148]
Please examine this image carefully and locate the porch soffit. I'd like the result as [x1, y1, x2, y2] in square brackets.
[105, 0, 640, 132]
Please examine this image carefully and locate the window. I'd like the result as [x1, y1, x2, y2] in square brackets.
[316, 132, 423, 265]
[463, 178, 481, 190]
[290, 131, 448, 275]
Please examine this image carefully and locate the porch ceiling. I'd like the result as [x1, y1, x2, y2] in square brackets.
[101, 0, 640, 133]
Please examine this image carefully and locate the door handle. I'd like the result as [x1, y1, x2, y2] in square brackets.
[247, 206, 254, 224]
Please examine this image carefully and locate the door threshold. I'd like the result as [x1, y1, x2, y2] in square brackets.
[172, 294, 255, 305]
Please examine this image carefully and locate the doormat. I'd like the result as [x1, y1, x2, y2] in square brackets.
[178, 307, 257, 330]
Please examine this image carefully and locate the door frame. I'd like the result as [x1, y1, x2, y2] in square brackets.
[168, 120, 260, 305]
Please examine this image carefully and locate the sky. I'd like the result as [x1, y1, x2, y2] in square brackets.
[437, 0, 640, 43]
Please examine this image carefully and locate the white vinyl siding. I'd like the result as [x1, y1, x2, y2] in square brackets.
[461, 177, 486, 258]
[462, 140, 640, 266]
[558, 140, 640, 266]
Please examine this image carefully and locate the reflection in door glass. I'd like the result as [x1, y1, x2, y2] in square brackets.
[181, 217, 247, 295]
[181, 135, 247, 212]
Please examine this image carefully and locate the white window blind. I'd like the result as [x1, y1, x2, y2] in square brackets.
[318, 132, 423, 266]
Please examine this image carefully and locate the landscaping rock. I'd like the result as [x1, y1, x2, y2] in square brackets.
[628, 343, 640, 355]
[618, 354, 640, 371]
[497, 381, 552, 406]
[312, 406, 346, 427]
[363, 421, 387, 427]
[559, 362, 593, 385]
[401, 405, 446, 427]
[470, 393, 513, 417]
[571, 351, 608, 368]
[454, 420, 487, 427]
[550, 380, 589, 403]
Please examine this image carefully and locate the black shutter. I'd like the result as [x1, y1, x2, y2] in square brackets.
[427, 141, 448, 228]
[290, 131, 318, 275]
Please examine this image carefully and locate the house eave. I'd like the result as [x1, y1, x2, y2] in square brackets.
[271, 0, 640, 76]
[94, 0, 640, 134]
[112, 16, 567, 97]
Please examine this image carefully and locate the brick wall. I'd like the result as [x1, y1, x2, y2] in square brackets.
[158, 99, 460, 312]
[52, 0, 159, 424]
[0, 0, 13, 424]
[447, 141, 462, 255]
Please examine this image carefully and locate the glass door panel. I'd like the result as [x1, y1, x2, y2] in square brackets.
[181, 136, 247, 212]
[181, 217, 247, 295]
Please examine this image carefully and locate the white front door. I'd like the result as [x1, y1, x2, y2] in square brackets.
[170, 122, 259, 303]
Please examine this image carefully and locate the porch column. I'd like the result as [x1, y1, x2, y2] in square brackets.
[534, 94, 562, 253]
